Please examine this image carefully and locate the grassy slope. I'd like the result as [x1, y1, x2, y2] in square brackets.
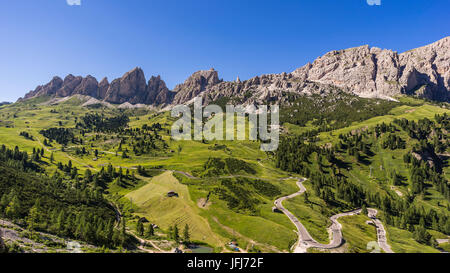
[339, 215, 377, 253]
[282, 100, 450, 251]
[0, 98, 298, 251]
[0, 95, 448, 252]
[320, 104, 449, 144]
[125, 171, 226, 247]
[385, 225, 440, 253]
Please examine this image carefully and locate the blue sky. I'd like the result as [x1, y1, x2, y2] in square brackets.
[0, 0, 449, 102]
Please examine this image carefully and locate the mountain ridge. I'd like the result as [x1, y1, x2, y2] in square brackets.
[19, 36, 450, 105]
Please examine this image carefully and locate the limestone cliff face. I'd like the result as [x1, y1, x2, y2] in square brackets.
[73, 75, 98, 97]
[97, 77, 110, 99]
[146, 76, 174, 105]
[19, 68, 175, 106]
[398, 37, 450, 101]
[22, 76, 63, 100]
[18, 37, 450, 105]
[293, 45, 401, 97]
[56, 75, 83, 97]
[104, 67, 147, 104]
[172, 69, 222, 104]
[290, 36, 450, 101]
[202, 36, 450, 104]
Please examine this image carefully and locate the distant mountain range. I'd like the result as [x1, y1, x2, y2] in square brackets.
[19, 36, 450, 105]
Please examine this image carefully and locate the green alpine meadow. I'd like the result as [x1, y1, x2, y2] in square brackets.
[0, 0, 449, 258]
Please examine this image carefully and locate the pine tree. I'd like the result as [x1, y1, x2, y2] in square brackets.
[183, 224, 190, 243]
[75, 223, 83, 239]
[173, 224, 179, 242]
[121, 219, 126, 236]
[413, 225, 431, 245]
[362, 204, 368, 216]
[303, 192, 310, 204]
[96, 223, 104, 244]
[84, 169, 92, 180]
[0, 194, 9, 214]
[56, 210, 66, 235]
[106, 220, 114, 242]
[50, 208, 59, 226]
[112, 229, 121, 246]
[137, 221, 144, 236]
[168, 226, 174, 240]
[107, 164, 114, 176]
[5, 196, 21, 219]
[119, 220, 127, 246]
[146, 224, 154, 238]
[27, 201, 41, 230]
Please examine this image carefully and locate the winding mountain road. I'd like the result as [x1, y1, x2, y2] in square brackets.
[275, 178, 394, 253]
[111, 171, 393, 253]
[28, 125, 395, 254]
[367, 209, 394, 253]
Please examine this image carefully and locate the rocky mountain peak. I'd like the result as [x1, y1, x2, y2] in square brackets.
[288, 36, 450, 101]
[397, 36, 450, 100]
[56, 74, 83, 97]
[172, 69, 222, 104]
[19, 67, 174, 106]
[104, 67, 147, 104]
[21, 76, 63, 100]
[147, 75, 174, 105]
[73, 75, 99, 97]
[120, 67, 147, 95]
[97, 77, 110, 99]
[17, 37, 450, 105]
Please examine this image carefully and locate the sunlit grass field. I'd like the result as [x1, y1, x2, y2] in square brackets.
[0, 95, 448, 252]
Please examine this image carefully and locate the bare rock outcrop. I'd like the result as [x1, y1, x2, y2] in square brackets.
[21, 76, 63, 100]
[202, 36, 449, 104]
[73, 75, 98, 97]
[104, 67, 147, 104]
[97, 77, 110, 99]
[172, 68, 222, 104]
[18, 37, 450, 105]
[56, 74, 83, 97]
[291, 36, 450, 101]
[293, 45, 402, 98]
[19, 68, 174, 106]
[103, 68, 174, 105]
[398, 36, 450, 100]
[145, 75, 174, 105]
